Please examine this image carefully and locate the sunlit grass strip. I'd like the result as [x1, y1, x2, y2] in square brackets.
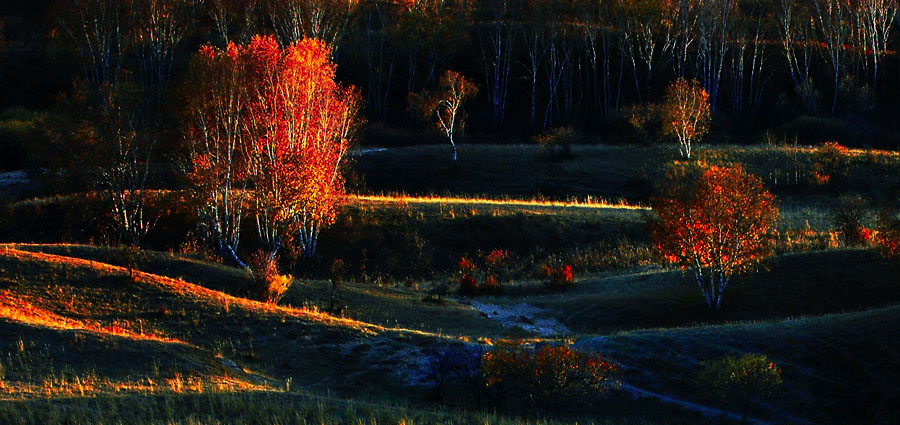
[0, 246, 378, 330]
[0, 374, 270, 400]
[352, 194, 649, 210]
[0, 291, 183, 345]
[0, 246, 458, 340]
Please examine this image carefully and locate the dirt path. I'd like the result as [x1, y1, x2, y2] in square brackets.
[620, 383, 780, 425]
[467, 301, 570, 336]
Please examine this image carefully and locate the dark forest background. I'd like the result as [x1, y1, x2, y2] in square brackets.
[2, 0, 899, 175]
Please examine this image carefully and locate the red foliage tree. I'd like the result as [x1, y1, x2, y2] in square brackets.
[241, 35, 360, 259]
[650, 164, 779, 310]
[185, 35, 360, 262]
[185, 42, 249, 266]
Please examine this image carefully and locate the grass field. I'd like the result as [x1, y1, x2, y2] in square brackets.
[1, 143, 899, 424]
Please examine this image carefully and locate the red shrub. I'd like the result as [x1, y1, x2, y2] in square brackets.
[541, 264, 575, 287]
[483, 342, 617, 414]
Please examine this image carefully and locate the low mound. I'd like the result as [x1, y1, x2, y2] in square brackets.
[0, 246, 448, 400]
[546, 249, 900, 333]
[5, 244, 512, 337]
[579, 303, 900, 425]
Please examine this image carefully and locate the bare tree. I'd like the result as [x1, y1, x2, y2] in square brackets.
[694, 0, 737, 112]
[409, 70, 478, 165]
[811, 0, 850, 116]
[477, 0, 518, 129]
[777, 0, 817, 114]
[265, 0, 357, 53]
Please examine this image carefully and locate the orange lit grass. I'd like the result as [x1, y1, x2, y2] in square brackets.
[353, 194, 648, 210]
[0, 290, 182, 344]
[0, 373, 270, 400]
[0, 246, 450, 338]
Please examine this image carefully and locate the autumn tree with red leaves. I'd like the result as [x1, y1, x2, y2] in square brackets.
[184, 42, 249, 266]
[650, 164, 779, 310]
[661, 78, 711, 159]
[185, 35, 360, 263]
[409, 70, 478, 165]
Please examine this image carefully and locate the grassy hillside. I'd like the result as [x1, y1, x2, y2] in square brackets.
[2, 143, 898, 424]
[586, 304, 900, 425]
[0, 244, 729, 424]
[354, 144, 900, 203]
[529, 249, 900, 333]
[0, 246, 453, 400]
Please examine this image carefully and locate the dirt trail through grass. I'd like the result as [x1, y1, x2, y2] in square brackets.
[467, 301, 570, 336]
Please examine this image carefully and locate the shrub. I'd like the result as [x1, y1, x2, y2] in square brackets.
[623, 103, 663, 144]
[876, 207, 900, 260]
[458, 272, 479, 297]
[328, 259, 347, 313]
[425, 344, 486, 404]
[482, 342, 617, 415]
[810, 141, 850, 188]
[533, 127, 576, 159]
[540, 264, 574, 288]
[834, 196, 871, 246]
[248, 251, 293, 304]
[456, 252, 510, 296]
[696, 354, 783, 425]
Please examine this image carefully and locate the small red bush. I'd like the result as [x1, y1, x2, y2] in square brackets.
[457, 251, 511, 296]
[541, 264, 575, 287]
[810, 141, 850, 187]
[483, 342, 617, 413]
[877, 208, 900, 259]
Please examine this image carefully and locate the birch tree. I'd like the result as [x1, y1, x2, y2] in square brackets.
[409, 70, 478, 165]
[650, 164, 779, 310]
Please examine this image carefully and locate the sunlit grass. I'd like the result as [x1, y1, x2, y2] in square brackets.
[0, 291, 183, 344]
[353, 193, 649, 210]
[0, 245, 377, 332]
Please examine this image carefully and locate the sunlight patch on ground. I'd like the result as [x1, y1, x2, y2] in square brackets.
[0, 373, 271, 400]
[353, 194, 648, 210]
[0, 291, 184, 344]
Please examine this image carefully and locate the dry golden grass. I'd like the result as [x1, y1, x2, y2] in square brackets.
[0, 245, 377, 332]
[353, 194, 648, 210]
[0, 291, 183, 344]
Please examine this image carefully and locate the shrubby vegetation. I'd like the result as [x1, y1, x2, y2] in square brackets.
[482, 342, 618, 415]
[696, 354, 783, 425]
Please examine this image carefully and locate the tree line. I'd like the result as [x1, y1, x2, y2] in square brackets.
[39, 0, 900, 140]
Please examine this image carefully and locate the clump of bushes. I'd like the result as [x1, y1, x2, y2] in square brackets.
[482, 342, 618, 415]
[457, 249, 511, 297]
[540, 263, 574, 288]
[695, 353, 783, 425]
[533, 127, 576, 159]
[247, 251, 293, 304]
[810, 141, 850, 187]
[833, 196, 872, 246]
[877, 207, 900, 260]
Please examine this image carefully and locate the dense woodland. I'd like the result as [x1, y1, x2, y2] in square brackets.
[3, 0, 900, 164]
